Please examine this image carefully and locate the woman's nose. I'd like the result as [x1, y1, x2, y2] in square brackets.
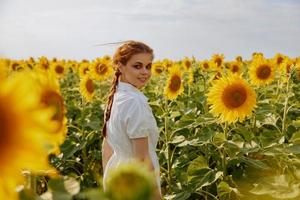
[141, 67, 149, 75]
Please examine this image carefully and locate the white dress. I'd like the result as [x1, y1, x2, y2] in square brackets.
[103, 81, 161, 195]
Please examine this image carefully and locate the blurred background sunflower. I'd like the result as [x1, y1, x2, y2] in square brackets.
[164, 65, 184, 100]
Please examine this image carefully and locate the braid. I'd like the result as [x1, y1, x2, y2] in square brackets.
[102, 40, 153, 138]
[102, 70, 121, 137]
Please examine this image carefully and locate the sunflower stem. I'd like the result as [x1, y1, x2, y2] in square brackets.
[81, 98, 87, 162]
[164, 97, 172, 191]
[253, 114, 257, 134]
[222, 122, 228, 177]
[282, 75, 291, 135]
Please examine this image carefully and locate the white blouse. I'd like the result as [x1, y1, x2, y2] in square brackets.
[103, 81, 161, 194]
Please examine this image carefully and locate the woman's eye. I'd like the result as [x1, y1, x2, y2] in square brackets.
[133, 65, 141, 69]
[146, 64, 152, 70]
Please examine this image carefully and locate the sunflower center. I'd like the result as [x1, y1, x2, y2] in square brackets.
[55, 65, 64, 74]
[169, 75, 181, 92]
[155, 67, 163, 74]
[85, 79, 94, 93]
[215, 58, 222, 67]
[42, 63, 49, 70]
[256, 64, 271, 80]
[213, 72, 222, 80]
[83, 67, 89, 75]
[12, 63, 19, 71]
[203, 63, 209, 69]
[41, 90, 64, 124]
[277, 57, 284, 65]
[286, 64, 291, 73]
[184, 60, 191, 69]
[231, 65, 239, 73]
[0, 97, 15, 154]
[96, 63, 108, 75]
[222, 84, 247, 108]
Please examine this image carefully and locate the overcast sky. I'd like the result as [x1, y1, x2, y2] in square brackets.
[0, 0, 299, 61]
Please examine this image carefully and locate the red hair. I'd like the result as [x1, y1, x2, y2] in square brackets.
[102, 40, 154, 137]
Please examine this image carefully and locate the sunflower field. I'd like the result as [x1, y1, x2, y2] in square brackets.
[1, 53, 300, 200]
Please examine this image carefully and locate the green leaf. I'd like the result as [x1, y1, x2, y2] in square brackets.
[290, 131, 300, 145]
[187, 155, 208, 176]
[239, 156, 270, 170]
[75, 189, 107, 200]
[170, 135, 185, 144]
[236, 125, 254, 142]
[287, 144, 300, 154]
[292, 120, 300, 128]
[48, 178, 73, 200]
[213, 132, 226, 146]
[217, 181, 232, 199]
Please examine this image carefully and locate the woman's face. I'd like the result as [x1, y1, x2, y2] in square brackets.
[119, 53, 152, 89]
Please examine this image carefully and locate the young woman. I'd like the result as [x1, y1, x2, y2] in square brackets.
[101, 40, 161, 199]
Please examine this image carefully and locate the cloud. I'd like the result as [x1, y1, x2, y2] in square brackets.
[0, 0, 299, 60]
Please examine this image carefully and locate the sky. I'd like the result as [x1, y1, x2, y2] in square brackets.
[0, 0, 299, 61]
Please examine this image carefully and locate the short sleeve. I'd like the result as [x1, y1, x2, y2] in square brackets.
[124, 99, 151, 139]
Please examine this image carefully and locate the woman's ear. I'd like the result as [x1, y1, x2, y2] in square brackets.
[118, 62, 124, 73]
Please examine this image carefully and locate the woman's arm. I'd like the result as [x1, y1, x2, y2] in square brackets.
[102, 138, 114, 172]
[131, 137, 161, 200]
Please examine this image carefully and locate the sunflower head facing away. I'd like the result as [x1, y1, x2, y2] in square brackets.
[105, 162, 155, 200]
[206, 74, 257, 123]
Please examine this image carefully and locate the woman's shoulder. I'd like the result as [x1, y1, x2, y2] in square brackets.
[115, 90, 148, 106]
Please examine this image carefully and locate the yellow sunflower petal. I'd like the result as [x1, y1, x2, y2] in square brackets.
[0, 72, 58, 198]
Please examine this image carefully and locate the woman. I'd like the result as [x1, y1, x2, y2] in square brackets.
[101, 40, 161, 199]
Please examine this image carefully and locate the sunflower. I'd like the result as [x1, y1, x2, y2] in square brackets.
[228, 61, 243, 74]
[206, 74, 257, 123]
[9, 60, 24, 71]
[105, 162, 155, 200]
[187, 68, 194, 85]
[182, 57, 192, 71]
[211, 54, 225, 69]
[30, 70, 68, 154]
[235, 56, 243, 63]
[0, 59, 9, 79]
[0, 73, 57, 199]
[248, 58, 275, 86]
[279, 58, 295, 83]
[91, 58, 113, 81]
[67, 60, 79, 72]
[102, 55, 112, 62]
[252, 52, 264, 60]
[78, 62, 91, 78]
[200, 60, 211, 71]
[152, 61, 164, 76]
[37, 56, 50, 71]
[164, 65, 184, 100]
[162, 59, 174, 71]
[273, 53, 286, 68]
[80, 76, 95, 102]
[296, 58, 300, 80]
[50, 61, 68, 79]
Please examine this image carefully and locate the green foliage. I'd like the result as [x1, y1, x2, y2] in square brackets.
[20, 60, 300, 200]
